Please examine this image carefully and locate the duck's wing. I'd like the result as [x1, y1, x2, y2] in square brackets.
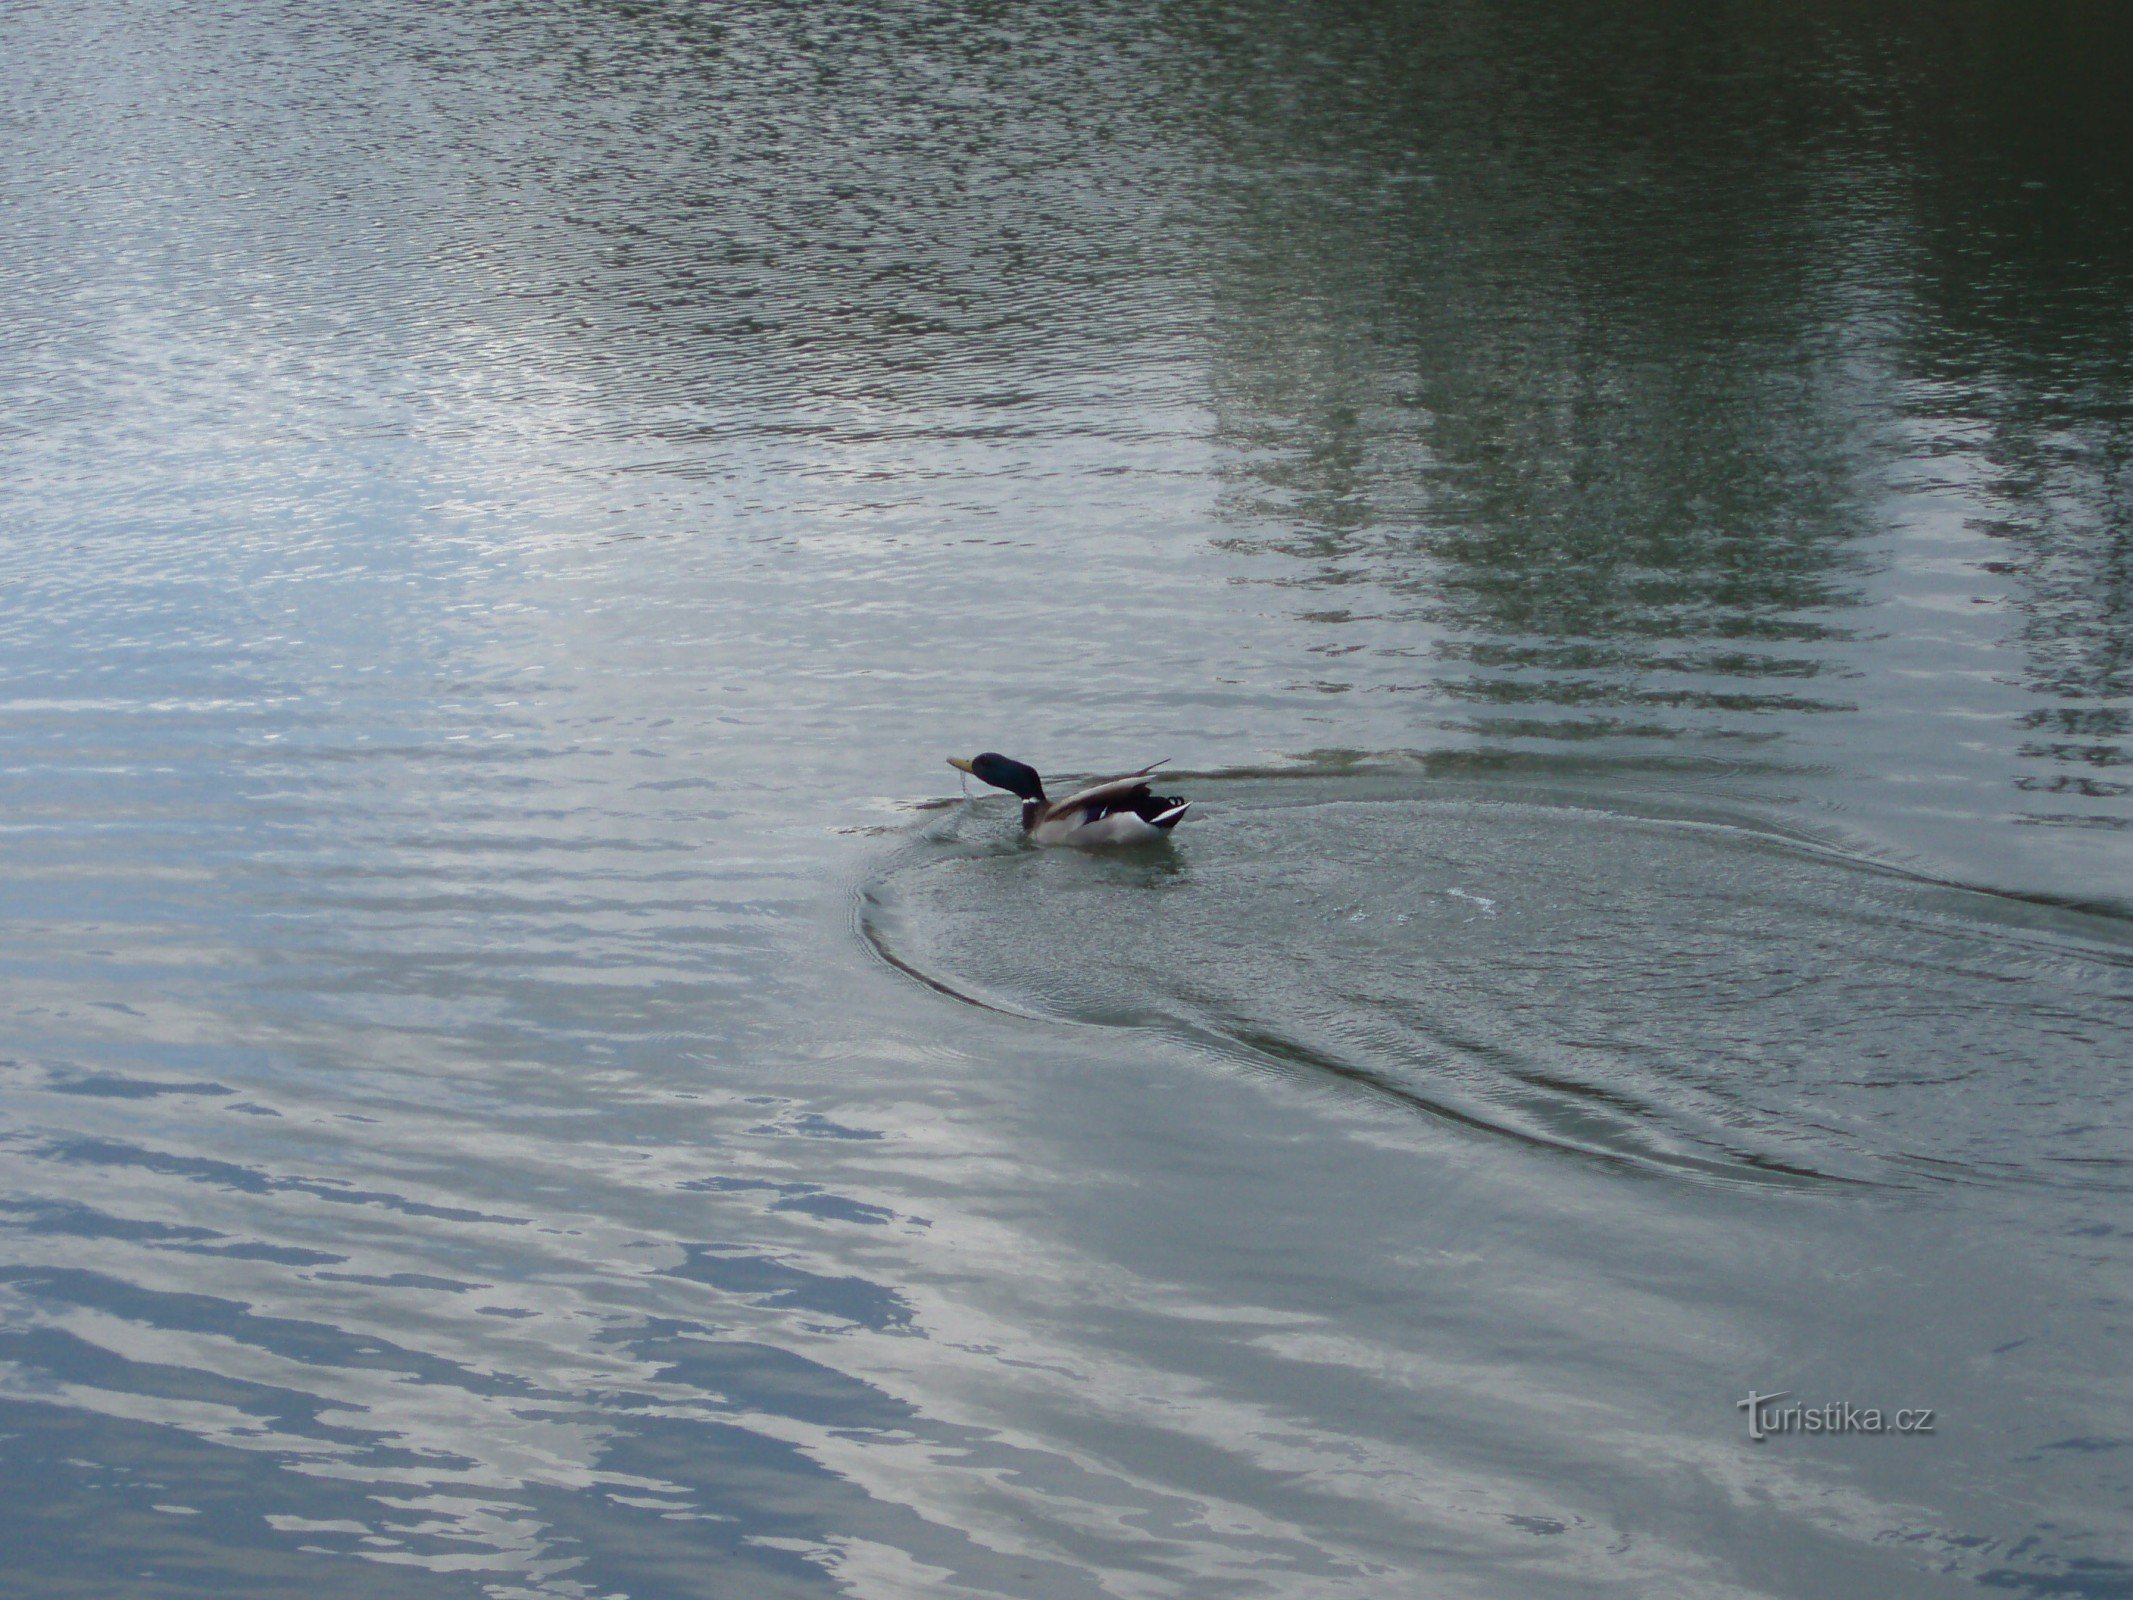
[1044, 761, 1170, 819]
[1031, 789, 1191, 846]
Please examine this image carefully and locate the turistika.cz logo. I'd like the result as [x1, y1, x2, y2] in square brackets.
[1737, 1390, 1935, 1442]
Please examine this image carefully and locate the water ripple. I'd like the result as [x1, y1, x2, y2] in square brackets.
[865, 772, 2133, 1191]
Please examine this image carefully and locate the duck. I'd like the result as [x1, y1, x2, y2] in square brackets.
[947, 753, 1191, 846]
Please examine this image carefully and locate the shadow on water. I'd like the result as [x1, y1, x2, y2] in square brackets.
[863, 764, 2133, 1192]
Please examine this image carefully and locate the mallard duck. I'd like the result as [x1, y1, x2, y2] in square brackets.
[947, 753, 1191, 846]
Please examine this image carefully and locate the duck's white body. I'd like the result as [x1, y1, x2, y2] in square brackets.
[1025, 770, 1191, 845]
[949, 755, 1191, 847]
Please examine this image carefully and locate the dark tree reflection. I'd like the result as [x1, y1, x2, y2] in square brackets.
[1181, 0, 2133, 800]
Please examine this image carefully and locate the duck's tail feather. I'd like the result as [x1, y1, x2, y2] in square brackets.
[1146, 798, 1191, 830]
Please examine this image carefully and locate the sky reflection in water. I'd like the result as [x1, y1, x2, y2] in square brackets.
[1, 1, 2130, 1596]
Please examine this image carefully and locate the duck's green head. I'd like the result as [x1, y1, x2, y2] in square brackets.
[948, 752, 1045, 801]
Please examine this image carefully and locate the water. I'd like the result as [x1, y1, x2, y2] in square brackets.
[869, 779, 2133, 1188]
[2, 0, 2130, 1594]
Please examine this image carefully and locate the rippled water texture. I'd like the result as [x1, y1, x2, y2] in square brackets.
[870, 774, 2133, 1190]
[3, 1, 2131, 1597]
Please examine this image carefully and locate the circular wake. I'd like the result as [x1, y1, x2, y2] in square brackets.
[864, 776, 2133, 1190]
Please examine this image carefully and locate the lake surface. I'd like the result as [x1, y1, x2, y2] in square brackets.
[3, 1, 2131, 1595]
